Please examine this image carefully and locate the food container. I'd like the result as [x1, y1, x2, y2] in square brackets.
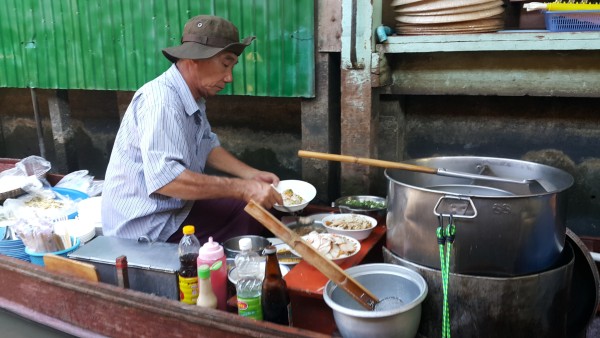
[333, 195, 386, 223]
[321, 213, 377, 241]
[385, 156, 574, 276]
[323, 263, 427, 338]
[68, 236, 180, 300]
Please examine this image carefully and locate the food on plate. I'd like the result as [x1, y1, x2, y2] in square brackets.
[282, 188, 304, 206]
[24, 196, 65, 210]
[324, 214, 375, 231]
[302, 231, 358, 260]
[339, 199, 385, 209]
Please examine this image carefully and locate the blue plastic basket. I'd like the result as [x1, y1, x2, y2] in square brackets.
[25, 237, 80, 266]
[545, 10, 600, 32]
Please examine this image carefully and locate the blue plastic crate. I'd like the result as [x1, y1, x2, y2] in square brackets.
[545, 10, 600, 32]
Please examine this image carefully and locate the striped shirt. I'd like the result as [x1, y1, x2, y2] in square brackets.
[101, 64, 220, 241]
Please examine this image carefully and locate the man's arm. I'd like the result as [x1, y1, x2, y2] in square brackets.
[156, 147, 283, 207]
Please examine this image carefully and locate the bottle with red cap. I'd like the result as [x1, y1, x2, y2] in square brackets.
[197, 236, 227, 311]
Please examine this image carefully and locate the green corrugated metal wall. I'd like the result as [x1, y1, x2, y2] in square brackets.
[0, 0, 315, 97]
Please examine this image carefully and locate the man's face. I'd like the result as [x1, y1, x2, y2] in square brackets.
[191, 51, 239, 98]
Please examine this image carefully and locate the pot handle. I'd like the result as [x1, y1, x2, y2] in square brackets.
[433, 195, 478, 219]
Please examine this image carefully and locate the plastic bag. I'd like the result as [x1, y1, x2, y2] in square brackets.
[0, 156, 51, 193]
[55, 170, 103, 197]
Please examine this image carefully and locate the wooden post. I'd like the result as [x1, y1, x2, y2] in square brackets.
[48, 89, 78, 174]
[339, 0, 382, 195]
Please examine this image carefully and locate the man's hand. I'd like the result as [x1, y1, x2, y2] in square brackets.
[241, 179, 283, 209]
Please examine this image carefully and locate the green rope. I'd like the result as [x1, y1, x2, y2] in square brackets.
[437, 216, 456, 338]
[436, 226, 447, 337]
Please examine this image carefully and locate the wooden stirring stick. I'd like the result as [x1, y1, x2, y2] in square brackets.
[244, 200, 380, 311]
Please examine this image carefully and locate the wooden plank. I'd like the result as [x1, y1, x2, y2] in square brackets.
[317, 0, 342, 52]
[43, 254, 99, 283]
[381, 50, 600, 97]
[378, 32, 600, 53]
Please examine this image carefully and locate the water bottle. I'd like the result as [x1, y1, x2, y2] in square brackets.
[178, 225, 201, 305]
[234, 237, 263, 320]
[197, 236, 227, 311]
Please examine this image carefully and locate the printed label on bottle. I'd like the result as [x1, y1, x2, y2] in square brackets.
[178, 275, 199, 305]
[237, 296, 263, 320]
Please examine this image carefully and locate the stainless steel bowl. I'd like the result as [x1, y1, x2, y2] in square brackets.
[223, 235, 270, 259]
[323, 263, 427, 338]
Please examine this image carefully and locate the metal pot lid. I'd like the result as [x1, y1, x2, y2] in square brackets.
[566, 228, 600, 337]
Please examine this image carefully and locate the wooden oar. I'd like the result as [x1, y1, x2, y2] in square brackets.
[298, 150, 548, 193]
[244, 200, 379, 311]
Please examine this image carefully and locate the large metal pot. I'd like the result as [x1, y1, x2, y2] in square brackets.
[385, 156, 574, 276]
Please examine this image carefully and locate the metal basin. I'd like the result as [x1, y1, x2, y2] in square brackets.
[323, 263, 427, 338]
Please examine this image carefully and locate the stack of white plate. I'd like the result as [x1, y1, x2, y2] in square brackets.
[53, 219, 96, 244]
[392, 0, 505, 35]
[76, 196, 102, 236]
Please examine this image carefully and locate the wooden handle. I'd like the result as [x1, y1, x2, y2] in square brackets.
[244, 200, 379, 310]
[298, 150, 437, 174]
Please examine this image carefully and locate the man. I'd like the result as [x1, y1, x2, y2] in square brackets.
[101, 15, 283, 244]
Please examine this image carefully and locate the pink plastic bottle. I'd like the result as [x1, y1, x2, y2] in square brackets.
[197, 237, 227, 311]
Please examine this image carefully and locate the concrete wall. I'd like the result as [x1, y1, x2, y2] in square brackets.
[0, 88, 302, 181]
[377, 94, 600, 237]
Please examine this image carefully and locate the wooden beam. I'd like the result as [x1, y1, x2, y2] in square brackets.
[47, 90, 77, 173]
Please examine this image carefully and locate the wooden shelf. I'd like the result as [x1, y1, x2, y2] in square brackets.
[377, 31, 600, 53]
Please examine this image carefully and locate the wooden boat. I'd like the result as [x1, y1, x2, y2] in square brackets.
[0, 253, 327, 337]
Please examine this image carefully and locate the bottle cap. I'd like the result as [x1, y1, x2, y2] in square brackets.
[263, 245, 277, 255]
[239, 237, 252, 251]
[183, 225, 195, 235]
[199, 237, 224, 261]
[198, 264, 210, 279]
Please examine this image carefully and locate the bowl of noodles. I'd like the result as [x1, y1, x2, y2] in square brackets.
[272, 180, 316, 213]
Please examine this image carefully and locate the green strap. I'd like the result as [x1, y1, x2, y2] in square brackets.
[437, 218, 456, 338]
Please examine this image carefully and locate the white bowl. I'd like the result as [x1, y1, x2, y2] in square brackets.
[299, 232, 361, 265]
[273, 180, 316, 213]
[321, 213, 378, 241]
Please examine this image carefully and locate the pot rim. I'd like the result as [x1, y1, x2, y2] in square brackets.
[384, 155, 574, 198]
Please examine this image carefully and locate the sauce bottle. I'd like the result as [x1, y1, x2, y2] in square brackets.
[197, 236, 227, 311]
[261, 245, 291, 326]
[196, 264, 218, 309]
[178, 225, 200, 305]
[234, 237, 263, 320]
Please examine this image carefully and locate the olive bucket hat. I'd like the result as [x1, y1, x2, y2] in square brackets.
[162, 15, 255, 63]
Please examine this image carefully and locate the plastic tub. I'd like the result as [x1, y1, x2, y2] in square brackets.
[25, 237, 81, 266]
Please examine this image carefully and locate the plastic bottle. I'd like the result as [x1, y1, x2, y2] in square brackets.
[234, 237, 263, 320]
[261, 245, 292, 326]
[197, 236, 228, 311]
[196, 264, 218, 309]
[178, 225, 201, 305]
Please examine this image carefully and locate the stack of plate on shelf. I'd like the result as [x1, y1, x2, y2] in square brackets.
[392, 0, 505, 35]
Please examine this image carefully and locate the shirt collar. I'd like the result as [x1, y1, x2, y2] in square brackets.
[166, 64, 206, 117]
